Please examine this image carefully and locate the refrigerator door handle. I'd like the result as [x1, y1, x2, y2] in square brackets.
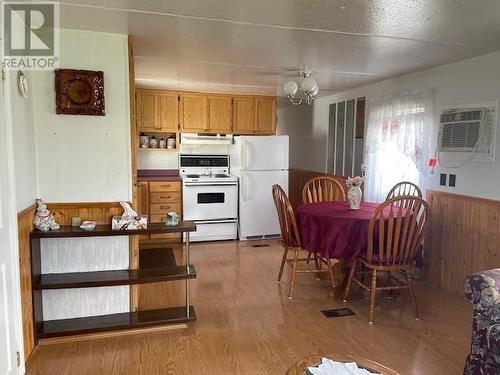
[241, 140, 247, 170]
[241, 172, 246, 202]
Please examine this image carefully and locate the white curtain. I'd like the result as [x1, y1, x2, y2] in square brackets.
[364, 88, 435, 202]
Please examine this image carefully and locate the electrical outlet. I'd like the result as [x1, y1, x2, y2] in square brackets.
[440, 173, 447, 186]
[449, 174, 456, 187]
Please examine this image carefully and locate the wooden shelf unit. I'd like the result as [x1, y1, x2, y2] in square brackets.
[30, 222, 196, 342]
[33, 265, 196, 290]
[37, 306, 196, 339]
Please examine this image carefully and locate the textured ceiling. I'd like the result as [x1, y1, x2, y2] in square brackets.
[55, 0, 500, 95]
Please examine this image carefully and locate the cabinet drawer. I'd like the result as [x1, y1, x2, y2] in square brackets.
[150, 192, 181, 203]
[150, 203, 182, 215]
[150, 233, 181, 241]
[149, 181, 181, 192]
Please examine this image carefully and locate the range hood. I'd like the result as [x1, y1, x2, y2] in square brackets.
[181, 133, 234, 145]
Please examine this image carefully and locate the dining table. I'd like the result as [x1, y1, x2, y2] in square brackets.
[296, 201, 385, 263]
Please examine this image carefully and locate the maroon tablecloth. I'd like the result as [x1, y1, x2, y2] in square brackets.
[296, 201, 382, 263]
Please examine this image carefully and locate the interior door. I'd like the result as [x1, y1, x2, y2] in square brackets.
[0, 73, 23, 374]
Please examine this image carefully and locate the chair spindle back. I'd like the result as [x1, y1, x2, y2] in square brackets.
[385, 181, 422, 201]
[367, 196, 430, 267]
[302, 176, 346, 204]
[272, 184, 301, 248]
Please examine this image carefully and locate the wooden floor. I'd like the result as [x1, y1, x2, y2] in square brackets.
[27, 240, 472, 375]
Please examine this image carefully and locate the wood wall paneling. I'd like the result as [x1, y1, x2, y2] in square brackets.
[18, 204, 36, 362]
[424, 190, 500, 295]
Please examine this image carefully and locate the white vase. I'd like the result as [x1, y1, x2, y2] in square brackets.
[348, 186, 362, 210]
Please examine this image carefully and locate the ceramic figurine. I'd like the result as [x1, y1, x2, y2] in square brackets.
[111, 201, 148, 230]
[33, 199, 60, 232]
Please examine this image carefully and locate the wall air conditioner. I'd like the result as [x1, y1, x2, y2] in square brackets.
[438, 108, 487, 152]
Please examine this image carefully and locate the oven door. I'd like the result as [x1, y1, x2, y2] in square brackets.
[183, 182, 238, 221]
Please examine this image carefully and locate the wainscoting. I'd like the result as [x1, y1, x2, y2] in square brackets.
[425, 190, 500, 295]
[17, 204, 36, 361]
[288, 168, 347, 208]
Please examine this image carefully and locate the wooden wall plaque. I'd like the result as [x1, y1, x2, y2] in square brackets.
[55, 69, 105, 116]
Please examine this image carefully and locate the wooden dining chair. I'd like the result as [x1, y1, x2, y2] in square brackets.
[272, 184, 338, 299]
[343, 195, 430, 324]
[385, 181, 422, 201]
[302, 176, 347, 264]
[302, 176, 346, 205]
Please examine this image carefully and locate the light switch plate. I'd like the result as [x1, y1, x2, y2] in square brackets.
[440, 173, 447, 186]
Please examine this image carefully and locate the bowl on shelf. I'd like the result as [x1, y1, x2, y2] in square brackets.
[80, 221, 97, 231]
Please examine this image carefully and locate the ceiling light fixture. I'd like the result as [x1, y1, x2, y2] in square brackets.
[283, 70, 319, 106]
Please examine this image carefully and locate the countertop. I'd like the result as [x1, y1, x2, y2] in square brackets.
[137, 169, 181, 182]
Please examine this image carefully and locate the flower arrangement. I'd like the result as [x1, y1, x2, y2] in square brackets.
[346, 176, 364, 188]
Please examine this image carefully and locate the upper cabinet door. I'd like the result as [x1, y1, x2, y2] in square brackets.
[136, 90, 157, 131]
[158, 93, 179, 132]
[207, 95, 232, 133]
[180, 94, 207, 133]
[255, 97, 276, 135]
[233, 96, 256, 134]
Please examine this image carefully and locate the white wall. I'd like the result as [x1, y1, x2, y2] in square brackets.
[32, 29, 131, 202]
[288, 51, 500, 200]
[7, 71, 38, 212]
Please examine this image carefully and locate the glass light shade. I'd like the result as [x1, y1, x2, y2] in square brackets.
[301, 76, 318, 94]
[283, 80, 298, 96]
[311, 84, 319, 96]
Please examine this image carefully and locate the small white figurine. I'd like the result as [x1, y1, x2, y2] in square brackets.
[33, 199, 60, 232]
[111, 201, 148, 230]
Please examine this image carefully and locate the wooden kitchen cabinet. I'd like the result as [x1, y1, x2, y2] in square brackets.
[180, 94, 207, 133]
[136, 88, 277, 135]
[207, 95, 232, 133]
[138, 180, 182, 242]
[255, 97, 276, 134]
[136, 89, 179, 132]
[157, 93, 179, 132]
[136, 90, 157, 131]
[233, 96, 256, 134]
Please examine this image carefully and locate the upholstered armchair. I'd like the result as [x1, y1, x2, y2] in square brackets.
[464, 269, 500, 374]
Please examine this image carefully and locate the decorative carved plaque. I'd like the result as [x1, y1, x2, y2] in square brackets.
[55, 69, 105, 116]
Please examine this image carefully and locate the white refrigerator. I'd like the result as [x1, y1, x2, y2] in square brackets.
[232, 136, 289, 240]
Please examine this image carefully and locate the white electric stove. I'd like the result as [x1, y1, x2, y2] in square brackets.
[179, 154, 238, 242]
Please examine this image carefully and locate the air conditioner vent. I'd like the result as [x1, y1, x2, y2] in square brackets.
[438, 108, 487, 152]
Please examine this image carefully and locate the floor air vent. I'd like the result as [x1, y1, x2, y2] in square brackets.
[250, 244, 270, 248]
[321, 308, 355, 318]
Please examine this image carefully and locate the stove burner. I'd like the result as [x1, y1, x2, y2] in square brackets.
[186, 174, 200, 178]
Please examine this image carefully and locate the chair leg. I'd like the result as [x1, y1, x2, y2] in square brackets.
[369, 270, 377, 324]
[306, 252, 312, 264]
[405, 270, 420, 320]
[278, 247, 289, 281]
[343, 260, 357, 303]
[314, 252, 321, 280]
[327, 259, 337, 299]
[288, 249, 299, 299]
